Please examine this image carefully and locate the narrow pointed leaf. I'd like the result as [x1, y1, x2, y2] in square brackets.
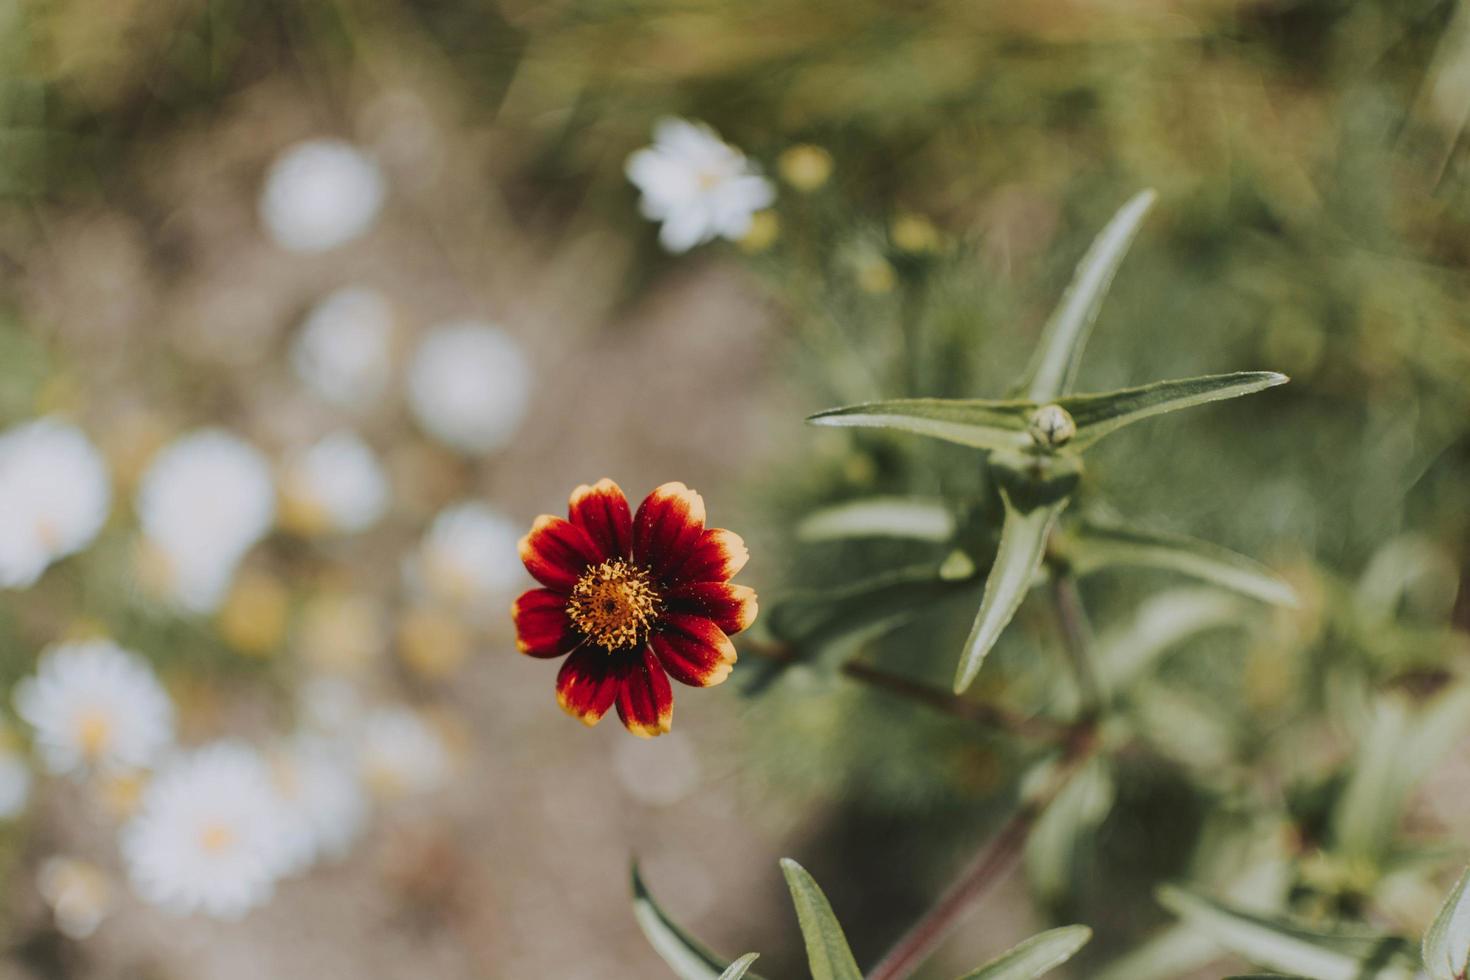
[956, 925, 1093, 980]
[955, 491, 1066, 693]
[780, 859, 862, 980]
[807, 398, 1033, 452]
[1423, 865, 1470, 980]
[718, 954, 761, 980]
[1023, 189, 1157, 401]
[1158, 887, 1418, 980]
[797, 496, 957, 543]
[633, 862, 765, 980]
[1060, 371, 1288, 451]
[1096, 587, 1247, 692]
[1065, 519, 1297, 607]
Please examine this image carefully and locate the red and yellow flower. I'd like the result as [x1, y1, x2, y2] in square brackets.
[512, 480, 757, 737]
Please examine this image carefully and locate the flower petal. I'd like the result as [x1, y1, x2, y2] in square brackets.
[519, 515, 602, 591]
[616, 647, 674, 737]
[633, 482, 707, 580]
[650, 613, 737, 688]
[665, 582, 758, 635]
[513, 589, 578, 658]
[556, 649, 625, 726]
[567, 478, 632, 560]
[669, 528, 749, 584]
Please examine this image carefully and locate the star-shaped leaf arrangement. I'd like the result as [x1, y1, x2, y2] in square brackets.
[807, 190, 1293, 693]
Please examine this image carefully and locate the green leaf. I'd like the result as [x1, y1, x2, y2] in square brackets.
[797, 496, 957, 543]
[1095, 587, 1248, 692]
[1060, 371, 1289, 451]
[632, 862, 762, 980]
[807, 398, 1033, 452]
[1157, 887, 1418, 980]
[1423, 865, 1470, 980]
[1064, 519, 1297, 607]
[1025, 758, 1115, 904]
[956, 925, 1094, 979]
[1023, 189, 1158, 402]
[718, 954, 761, 980]
[954, 491, 1065, 693]
[780, 859, 863, 980]
[764, 563, 972, 660]
[1333, 687, 1470, 861]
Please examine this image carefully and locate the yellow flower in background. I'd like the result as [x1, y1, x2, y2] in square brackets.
[855, 255, 897, 294]
[396, 606, 473, 680]
[739, 210, 780, 253]
[890, 212, 942, 254]
[779, 144, 833, 192]
[216, 571, 290, 657]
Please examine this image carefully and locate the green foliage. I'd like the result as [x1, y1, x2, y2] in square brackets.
[1423, 866, 1470, 980]
[954, 925, 1092, 980]
[780, 858, 864, 980]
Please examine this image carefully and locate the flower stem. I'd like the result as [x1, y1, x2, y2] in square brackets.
[839, 659, 1069, 741]
[862, 736, 1095, 980]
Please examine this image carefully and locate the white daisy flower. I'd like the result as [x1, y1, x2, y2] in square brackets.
[405, 501, 526, 616]
[290, 286, 396, 410]
[135, 430, 276, 614]
[0, 730, 32, 819]
[122, 741, 294, 919]
[38, 856, 115, 939]
[625, 117, 776, 253]
[14, 640, 174, 777]
[268, 735, 369, 874]
[280, 431, 390, 536]
[358, 708, 450, 802]
[259, 139, 386, 253]
[406, 321, 530, 454]
[0, 418, 111, 589]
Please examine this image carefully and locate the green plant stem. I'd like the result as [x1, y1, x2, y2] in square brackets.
[863, 730, 1098, 980]
[1050, 573, 1102, 715]
[840, 659, 1069, 741]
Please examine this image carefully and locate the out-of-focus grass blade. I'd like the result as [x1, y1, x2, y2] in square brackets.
[1065, 519, 1297, 607]
[955, 925, 1094, 979]
[1158, 887, 1419, 980]
[717, 954, 761, 980]
[1023, 189, 1157, 402]
[954, 491, 1065, 693]
[633, 862, 764, 980]
[1423, 865, 1470, 980]
[1061, 371, 1288, 451]
[797, 496, 957, 543]
[807, 398, 1033, 452]
[779, 859, 862, 980]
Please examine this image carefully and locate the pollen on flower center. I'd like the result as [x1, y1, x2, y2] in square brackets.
[198, 822, 235, 854]
[76, 710, 112, 758]
[566, 559, 661, 650]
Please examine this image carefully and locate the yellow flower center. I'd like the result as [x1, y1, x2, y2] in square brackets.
[566, 559, 661, 651]
[199, 822, 236, 854]
[76, 710, 111, 759]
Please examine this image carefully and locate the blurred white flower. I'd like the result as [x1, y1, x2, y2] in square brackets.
[625, 117, 775, 253]
[358, 708, 450, 801]
[268, 735, 369, 874]
[259, 139, 386, 253]
[297, 675, 366, 735]
[280, 431, 390, 536]
[0, 730, 31, 818]
[291, 286, 396, 410]
[14, 640, 174, 777]
[406, 321, 530, 454]
[0, 418, 111, 589]
[38, 857, 115, 939]
[122, 741, 293, 919]
[135, 430, 276, 613]
[406, 501, 526, 615]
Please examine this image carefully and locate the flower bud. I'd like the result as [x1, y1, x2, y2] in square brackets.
[1027, 404, 1076, 448]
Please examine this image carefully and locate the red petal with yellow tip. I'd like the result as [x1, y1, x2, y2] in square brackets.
[616, 647, 673, 737]
[670, 528, 749, 584]
[555, 649, 624, 726]
[512, 589, 578, 658]
[568, 478, 632, 560]
[633, 482, 707, 580]
[650, 613, 737, 688]
[519, 516, 603, 592]
[665, 582, 758, 635]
